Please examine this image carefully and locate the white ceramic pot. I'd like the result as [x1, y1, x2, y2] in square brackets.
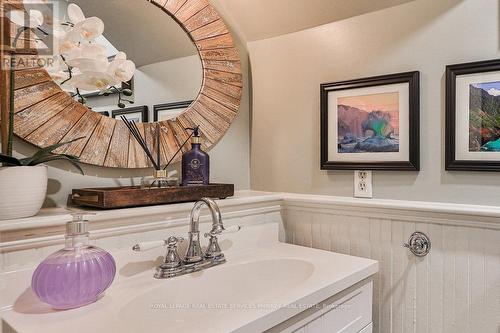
[0, 165, 48, 220]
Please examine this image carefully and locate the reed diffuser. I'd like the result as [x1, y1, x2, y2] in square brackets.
[120, 117, 197, 188]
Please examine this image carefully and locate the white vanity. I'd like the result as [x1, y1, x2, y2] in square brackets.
[1, 224, 377, 332]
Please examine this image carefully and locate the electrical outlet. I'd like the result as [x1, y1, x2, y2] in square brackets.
[354, 170, 373, 198]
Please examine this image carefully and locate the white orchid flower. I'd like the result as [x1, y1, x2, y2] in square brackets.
[57, 31, 80, 57]
[59, 39, 79, 56]
[62, 43, 81, 60]
[80, 43, 107, 58]
[66, 43, 108, 72]
[67, 55, 108, 73]
[67, 3, 85, 24]
[45, 56, 69, 83]
[53, 22, 68, 39]
[114, 52, 127, 61]
[8, 9, 44, 28]
[108, 58, 135, 83]
[67, 71, 114, 91]
[49, 70, 69, 83]
[72, 17, 104, 41]
[52, 17, 79, 57]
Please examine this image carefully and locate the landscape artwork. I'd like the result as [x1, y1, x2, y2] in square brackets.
[337, 92, 400, 153]
[469, 81, 500, 152]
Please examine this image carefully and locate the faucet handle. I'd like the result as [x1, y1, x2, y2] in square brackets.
[203, 225, 240, 261]
[166, 236, 184, 247]
[204, 225, 241, 238]
[132, 236, 184, 252]
[161, 236, 184, 269]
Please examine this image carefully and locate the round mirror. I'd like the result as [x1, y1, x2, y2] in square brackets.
[12, 0, 242, 168]
[55, 0, 202, 121]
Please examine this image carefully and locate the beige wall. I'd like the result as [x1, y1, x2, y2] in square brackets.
[248, 0, 500, 206]
[7, 3, 251, 207]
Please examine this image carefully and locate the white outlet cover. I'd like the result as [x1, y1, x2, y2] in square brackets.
[354, 170, 373, 198]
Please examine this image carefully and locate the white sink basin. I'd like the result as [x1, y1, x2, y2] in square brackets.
[119, 259, 314, 328]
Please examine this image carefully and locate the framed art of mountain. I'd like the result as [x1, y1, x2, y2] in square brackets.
[446, 59, 500, 171]
[320, 71, 420, 171]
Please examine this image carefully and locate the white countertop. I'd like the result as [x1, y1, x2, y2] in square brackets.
[1, 223, 378, 333]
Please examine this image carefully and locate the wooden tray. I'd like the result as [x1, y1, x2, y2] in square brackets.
[71, 183, 234, 209]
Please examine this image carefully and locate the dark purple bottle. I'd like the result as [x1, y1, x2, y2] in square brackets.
[182, 127, 209, 186]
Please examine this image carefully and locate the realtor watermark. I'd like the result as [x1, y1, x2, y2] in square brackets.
[149, 302, 353, 311]
[1, 0, 58, 69]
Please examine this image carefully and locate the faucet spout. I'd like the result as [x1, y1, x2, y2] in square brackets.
[185, 198, 224, 263]
[189, 197, 223, 234]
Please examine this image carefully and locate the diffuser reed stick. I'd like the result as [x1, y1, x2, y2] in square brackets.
[121, 117, 200, 172]
[156, 123, 160, 170]
[162, 126, 199, 170]
[120, 116, 159, 170]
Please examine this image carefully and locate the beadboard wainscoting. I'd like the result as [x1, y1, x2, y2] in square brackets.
[281, 195, 500, 333]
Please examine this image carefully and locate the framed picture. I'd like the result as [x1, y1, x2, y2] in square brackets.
[446, 59, 500, 171]
[320, 71, 420, 170]
[112, 105, 149, 123]
[153, 100, 193, 121]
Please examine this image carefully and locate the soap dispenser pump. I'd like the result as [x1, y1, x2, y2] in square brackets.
[182, 126, 209, 186]
[31, 213, 116, 309]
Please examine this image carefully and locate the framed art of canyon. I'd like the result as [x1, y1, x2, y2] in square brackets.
[446, 59, 500, 171]
[320, 71, 420, 170]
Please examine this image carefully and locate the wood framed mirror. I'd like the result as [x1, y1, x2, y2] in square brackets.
[5, 0, 242, 168]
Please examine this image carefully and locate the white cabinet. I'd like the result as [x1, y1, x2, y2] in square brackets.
[267, 279, 373, 333]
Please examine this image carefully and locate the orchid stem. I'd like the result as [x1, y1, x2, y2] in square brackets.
[7, 27, 29, 156]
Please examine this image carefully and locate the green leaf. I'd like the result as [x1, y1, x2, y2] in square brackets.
[0, 154, 22, 166]
[28, 155, 84, 174]
[21, 137, 85, 166]
[60, 154, 80, 161]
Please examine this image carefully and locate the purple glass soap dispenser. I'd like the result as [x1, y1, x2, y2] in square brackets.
[31, 214, 116, 310]
[182, 126, 209, 186]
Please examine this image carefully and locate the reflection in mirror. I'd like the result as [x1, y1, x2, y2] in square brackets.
[153, 100, 193, 121]
[52, 0, 202, 122]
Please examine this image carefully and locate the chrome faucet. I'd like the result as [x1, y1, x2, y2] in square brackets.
[185, 197, 225, 263]
[132, 198, 240, 279]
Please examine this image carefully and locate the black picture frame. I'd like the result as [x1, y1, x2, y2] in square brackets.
[445, 59, 500, 171]
[111, 105, 149, 123]
[320, 71, 420, 171]
[153, 100, 193, 121]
